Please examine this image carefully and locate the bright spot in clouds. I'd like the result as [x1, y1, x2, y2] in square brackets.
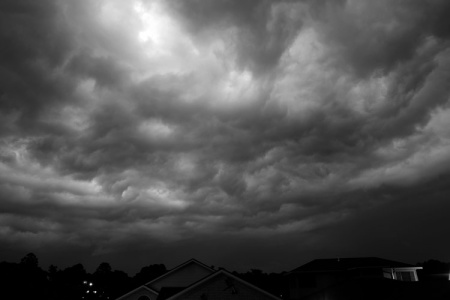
[134, 1, 172, 47]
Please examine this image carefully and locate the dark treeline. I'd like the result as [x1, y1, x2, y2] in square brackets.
[0, 253, 166, 300]
[1, 253, 449, 300]
[232, 268, 286, 297]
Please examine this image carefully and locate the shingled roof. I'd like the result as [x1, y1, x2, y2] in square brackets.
[290, 257, 418, 273]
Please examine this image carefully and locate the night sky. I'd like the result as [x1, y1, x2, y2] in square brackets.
[1, 0, 450, 274]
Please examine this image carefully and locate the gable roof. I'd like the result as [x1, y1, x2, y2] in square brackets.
[144, 258, 214, 287]
[165, 269, 282, 300]
[116, 285, 158, 300]
[290, 257, 421, 273]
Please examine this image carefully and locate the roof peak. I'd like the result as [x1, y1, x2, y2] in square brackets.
[165, 268, 281, 300]
[144, 258, 214, 287]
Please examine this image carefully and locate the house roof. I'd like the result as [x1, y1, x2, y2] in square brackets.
[144, 258, 214, 287]
[117, 259, 282, 300]
[116, 285, 158, 300]
[290, 257, 421, 273]
[165, 269, 282, 300]
[302, 277, 450, 300]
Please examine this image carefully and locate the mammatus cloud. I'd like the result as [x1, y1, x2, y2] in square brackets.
[1, 0, 450, 271]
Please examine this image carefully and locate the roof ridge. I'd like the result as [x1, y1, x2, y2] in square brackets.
[165, 269, 282, 300]
[144, 258, 214, 287]
[289, 257, 417, 273]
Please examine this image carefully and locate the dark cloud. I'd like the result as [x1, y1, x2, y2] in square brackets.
[0, 0, 75, 130]
[1, 0, 450, 273]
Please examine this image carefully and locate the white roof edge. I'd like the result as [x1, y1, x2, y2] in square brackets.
[166, 269, 282, 300]
[392, 266, 423, 270]
[144, 258, 214, 287]
[116, 285, 158, 300]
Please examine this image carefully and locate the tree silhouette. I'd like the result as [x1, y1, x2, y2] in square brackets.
[20, 252, 39, 268]
[133, 264, 167, 286]
[95, 262, 113, 275]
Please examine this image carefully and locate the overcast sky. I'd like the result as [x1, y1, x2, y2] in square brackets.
[1, 0, 450, 274]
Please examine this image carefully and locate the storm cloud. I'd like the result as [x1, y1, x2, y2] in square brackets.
[1, 0, 450, 272]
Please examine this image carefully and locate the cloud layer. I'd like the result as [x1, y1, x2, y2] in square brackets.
[1, 0, 450, 271]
